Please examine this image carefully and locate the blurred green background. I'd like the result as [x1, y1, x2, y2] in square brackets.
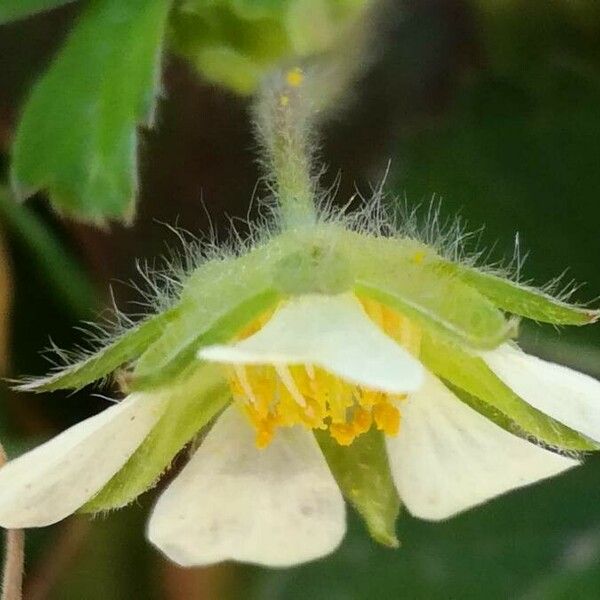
[1, 0, 600, 598]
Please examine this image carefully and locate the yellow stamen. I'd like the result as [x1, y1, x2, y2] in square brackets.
[275, 364, 306, 407]
[234, 364, 257, 405]
[224, 298, 420, 448]
[373, 402, 401, 436]
[329, 422, 356, 446]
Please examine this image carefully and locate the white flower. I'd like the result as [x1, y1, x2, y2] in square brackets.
[0, 293, 599, 567]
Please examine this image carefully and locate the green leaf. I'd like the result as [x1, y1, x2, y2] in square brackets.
[0, 0, 77, 24]
[315, 428, 400, 548]
[17, 305, 182, 392]
[82, 366, 229, 512]
[420, 332, 598, 452]
[443, 262, 599, 325]
[11, 0, 171, 223]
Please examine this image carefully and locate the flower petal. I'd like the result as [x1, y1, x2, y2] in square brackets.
[147, 406, 346, 567]
[387, 373, 578, 521]
[0, 393, 165, 527]
[199, 293, 424, 394]
[484, 343, 600, 442]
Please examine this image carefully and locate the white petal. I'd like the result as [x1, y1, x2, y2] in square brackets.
[484, 343, 600, 442]
[0, 393, 165, 528]
[199, 293, 424, 395]
[387, 373, 578, 521]
[147, 406, 346, 567]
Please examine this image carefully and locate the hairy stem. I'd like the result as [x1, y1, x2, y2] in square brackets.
[254, 67, 318, 229]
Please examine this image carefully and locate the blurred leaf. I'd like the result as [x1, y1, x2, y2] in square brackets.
[316, 428, 400, 548]
[0, 187, 96, 318]
[10, 0, 171, 223]
[0, 0, 78, 24]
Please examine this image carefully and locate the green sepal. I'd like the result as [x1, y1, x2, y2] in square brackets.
[11, 0, 171, 223]
[17, 305, 182, 392]
[81, 366, 230, 513]
[131, 289, 281, 390]
[315, 428, 401, 548]
[444, 263, 599, 325]
[345, 232, 518, 350]
[420, 333, 598, 452]
[445, 382, 523, 435]
[0, 0, 76, 24]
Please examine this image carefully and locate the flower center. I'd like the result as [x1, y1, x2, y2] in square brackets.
[227, 298, 421, 448]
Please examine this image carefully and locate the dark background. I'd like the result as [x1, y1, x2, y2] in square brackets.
[1, 1, 600, 598]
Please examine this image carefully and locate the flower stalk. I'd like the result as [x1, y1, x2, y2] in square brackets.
[254, 67, 318, 229]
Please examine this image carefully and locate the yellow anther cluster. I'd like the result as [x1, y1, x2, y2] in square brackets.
[227, 298, 420, 448]
[229, 364, 406, 448]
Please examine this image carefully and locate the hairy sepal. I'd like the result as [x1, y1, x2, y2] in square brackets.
[420, 333, 598, 452]
[16, 306, 182, 392]
[82, 366, 229, 513]
[344, 232, 517, 350]
[316, 428, 400, 548]
[131, 231, 354, 390]
[131, 245, 279, 389]
[443, 263, 599, 325]
[132, 290, 281, 390]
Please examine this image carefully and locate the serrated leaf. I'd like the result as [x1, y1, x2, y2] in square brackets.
[445, 263, 599, 325]
[82, 366, 229, 513]
[17, 305, 182, 392]
[420, 332, 598, 452]
[0, 0, 77, 24]
[315, 428, 400, 548]
[11, 0, 171, 223]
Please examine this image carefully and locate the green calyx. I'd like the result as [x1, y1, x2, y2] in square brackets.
[22, 220, 596, 399]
